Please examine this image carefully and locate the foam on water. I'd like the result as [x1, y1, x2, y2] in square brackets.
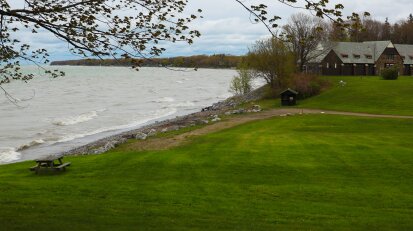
[52, 111, 98, 126]
[0, 148, 21, 163]
[168, 101, 195, 108]
[55, 108, 178, 144]
[17, 139, 45, 151]
[152, 97, 175, 103]
[219, 93, 233, 99]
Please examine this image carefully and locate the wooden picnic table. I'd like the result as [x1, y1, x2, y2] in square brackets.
[29, 154, 71, 173]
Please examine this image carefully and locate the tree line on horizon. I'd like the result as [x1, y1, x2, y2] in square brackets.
[330, 14, 413, 43]
[50, 54, 243, 69]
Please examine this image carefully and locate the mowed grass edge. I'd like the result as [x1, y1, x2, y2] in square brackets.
[0, 114, 412, 230]
[297, 76, 413, 116]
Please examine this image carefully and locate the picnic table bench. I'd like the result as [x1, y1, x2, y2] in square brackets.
[29, 154, 71, 174]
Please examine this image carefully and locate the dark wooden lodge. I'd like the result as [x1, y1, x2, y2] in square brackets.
[280, 89, 298, 106]
[306, 41, 413, 76]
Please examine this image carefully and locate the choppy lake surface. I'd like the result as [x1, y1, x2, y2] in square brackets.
[0, 66, 239, 164]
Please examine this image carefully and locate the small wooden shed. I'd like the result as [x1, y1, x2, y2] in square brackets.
[280, 88, 298, 106]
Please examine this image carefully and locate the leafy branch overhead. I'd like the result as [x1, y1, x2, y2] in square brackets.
[236, 0, 369, 37]
[0, 0, 368, 85]
[0, 0, 202, 84]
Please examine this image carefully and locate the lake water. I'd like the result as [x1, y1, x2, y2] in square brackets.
[0, 66, 240, 164]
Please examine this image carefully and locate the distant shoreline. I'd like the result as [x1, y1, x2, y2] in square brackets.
[50, 65, 236, 71]
[50, 54, 243, 69]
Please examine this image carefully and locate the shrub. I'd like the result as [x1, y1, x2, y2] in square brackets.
[381, 67, 399, 80]
[229, 66, 252, 96]
[262, 84, 281, 99]
[289, 73, 329, 99]
[244, 38, 295, 90]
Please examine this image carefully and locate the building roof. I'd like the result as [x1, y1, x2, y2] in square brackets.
[333, 42, 372, 64]
[308, 41, 390, 64]
[307, 46, 330, 63]
[394, 44, 413, 65]
[363, 41, 392, 61]
[309, 41, 413, 65]
[280, 88, 298, 95]
[332, 41, 392, 64]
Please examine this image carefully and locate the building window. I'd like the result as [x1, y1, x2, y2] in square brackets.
[365, 55, 372, 59]
[387, 55, 395, 60]
[353, 54, 361, 59]
[334, 63, 337, 69]
[326, 63, 330, 68]
[341, 54, 349, 58]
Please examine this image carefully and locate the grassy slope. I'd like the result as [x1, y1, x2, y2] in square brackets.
[1, 115, 413, 230]
[298, 76, 413, 115]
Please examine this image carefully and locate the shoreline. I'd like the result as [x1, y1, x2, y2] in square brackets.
[62, 107, 226, 156]
[0, 66, 245, 165]
[60, 86, 266, 157]
[0, 84, 266, 164]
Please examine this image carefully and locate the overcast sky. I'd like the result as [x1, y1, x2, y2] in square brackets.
[17, 0, 413, 61]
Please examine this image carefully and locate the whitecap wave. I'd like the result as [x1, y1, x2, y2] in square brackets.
[217, 93, 232, 99]
[52, 111, 98, 126]
[54, 108, 178, 144]
[96, 108, 107, 113]
[17, 139, 45, 151]
[169, 101, 195, 108]
[152, 97, 175, 103]
[0, 147, 21, 163]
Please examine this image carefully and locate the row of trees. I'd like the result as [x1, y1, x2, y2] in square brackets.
[281, 13, 413, 72]
[329, 14, 413, 43]
[230, 37, 328, 99]
[51, 54, 242, 69]
[230, 12, 334, 97]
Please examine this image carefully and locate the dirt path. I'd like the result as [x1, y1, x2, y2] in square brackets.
[124, 108, 413, 152]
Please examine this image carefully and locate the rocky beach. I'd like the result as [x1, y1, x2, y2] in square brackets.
[62, 85, 267, 156]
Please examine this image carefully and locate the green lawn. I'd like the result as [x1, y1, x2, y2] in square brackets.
[298, 76, 413, 115]
[1, 115, 413, 230]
